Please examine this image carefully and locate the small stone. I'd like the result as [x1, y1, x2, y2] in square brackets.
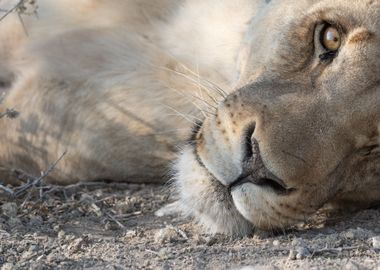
[67, 238, 84, 254]
[240, 266, 279, 270]
[194, 235, 205, 245]
[8, 217, 22, 227]
[154, 226, 185, 244]
[343, 230, 356, 239]
[36, 255, 46, 262]
[21, 251, 34, 260]
[6, 255, 16, 264]
[1, 263, 15, 270]
[1, 203, 17, 217]
[125, 230, 137, 238]
[16, 246, 24, 253]
[272, 240, 280, 246]
[344, 261, 367, 270]
[57, 230, 66, 240]
[205, 236, 218, 246]
[53, 225, 60, 232]
[46, 252, 63, 263]
[29, 262, 46, 270]
[372, 236, 380, 249]
[295, 247, 311, 260]
[288, 250, 297, 260]
[28, 215, 43, 227]
[29, 245, 39, 252]
[65, 234, 76, 241]
[291, 238, 306, 247]
[342, 228, 372, 240]
[158, 248, 172, 259]
[104, 221, 118, 230]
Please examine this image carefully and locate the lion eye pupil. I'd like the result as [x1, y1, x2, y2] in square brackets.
[322, 26, 341, 51]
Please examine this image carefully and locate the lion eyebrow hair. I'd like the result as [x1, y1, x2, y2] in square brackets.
[348, 28, 374, 45]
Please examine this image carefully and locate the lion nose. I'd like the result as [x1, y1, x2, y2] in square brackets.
[229, 123, 295, 195]
[242, 122, 256, 162]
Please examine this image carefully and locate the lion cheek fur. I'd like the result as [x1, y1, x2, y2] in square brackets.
[174, 147, 253, 236]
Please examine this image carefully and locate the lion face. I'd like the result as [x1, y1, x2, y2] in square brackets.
[175, 0, 380, 235]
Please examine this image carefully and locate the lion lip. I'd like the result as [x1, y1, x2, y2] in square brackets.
[229, 173, 296, 195]
[228, 136, 296, 195]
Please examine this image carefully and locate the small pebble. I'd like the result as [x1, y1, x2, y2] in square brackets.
[1, 203, 17, 218]
[28, 215, 43, 227]
[342, 228, 371, 240]
[124, 230, 137, 238]
[205, 236, 218, 246]
[344, 260, 365, 270]
[272, 240, 280, 246]
[372, 236, 380, 249]
[57, 230, 66, 240]
[8, 217, 22, 227]
[29, 245, 39, 252]
[29, 262, 45, 270]
[296, 246, 311, 259]
[1, 263, 15, 270]
[53, 225, 61, 232]
[21, 251, 34, 260]
[291, 238, 306, 247]
[154, 226, 185, 244]
[239, 266, 279, 270]
[158, 248, 172, 259]
[67, 238, 84, 254]
[288, 249, 297, 260]
[288, 246, 311, 260]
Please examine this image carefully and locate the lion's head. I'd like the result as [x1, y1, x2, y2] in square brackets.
[174, 0, 380, 235]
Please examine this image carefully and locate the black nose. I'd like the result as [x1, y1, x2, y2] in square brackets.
[243, 123, 256, 161]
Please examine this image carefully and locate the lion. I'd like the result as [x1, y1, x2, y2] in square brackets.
[0, 0, 379, 236]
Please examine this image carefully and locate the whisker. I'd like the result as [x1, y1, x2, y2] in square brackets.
[154, 128, 192, 135]
[157, 65, 227, 100]
[163, 105, 203, 126]
[168, 87, 216, 117]
[177, 62, 228, 98]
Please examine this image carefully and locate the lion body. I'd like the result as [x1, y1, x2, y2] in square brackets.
[0, 0, 255, 183]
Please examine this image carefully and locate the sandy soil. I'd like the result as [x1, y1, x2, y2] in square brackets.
[0, 182, 379, 270]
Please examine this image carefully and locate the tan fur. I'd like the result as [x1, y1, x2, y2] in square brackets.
[0, 0, 379, 235]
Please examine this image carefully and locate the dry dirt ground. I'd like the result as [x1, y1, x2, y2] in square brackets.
[0, 182, 379, 270]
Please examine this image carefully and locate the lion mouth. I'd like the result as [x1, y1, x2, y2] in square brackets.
[229, 135, 296, 195]
[229, 173, 295, 195]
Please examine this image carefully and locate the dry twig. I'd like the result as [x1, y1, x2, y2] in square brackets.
[13, 151, 67, 197]
[105, 212, 126, 229]
[310, 245, 362, 257]
[0, 0, 37, 21]
[0, 108, 19, 119]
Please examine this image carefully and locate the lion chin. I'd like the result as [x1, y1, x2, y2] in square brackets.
[0, 0, 380, 236]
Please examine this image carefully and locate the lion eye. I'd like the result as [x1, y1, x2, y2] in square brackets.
[321, 26, 341, 51]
